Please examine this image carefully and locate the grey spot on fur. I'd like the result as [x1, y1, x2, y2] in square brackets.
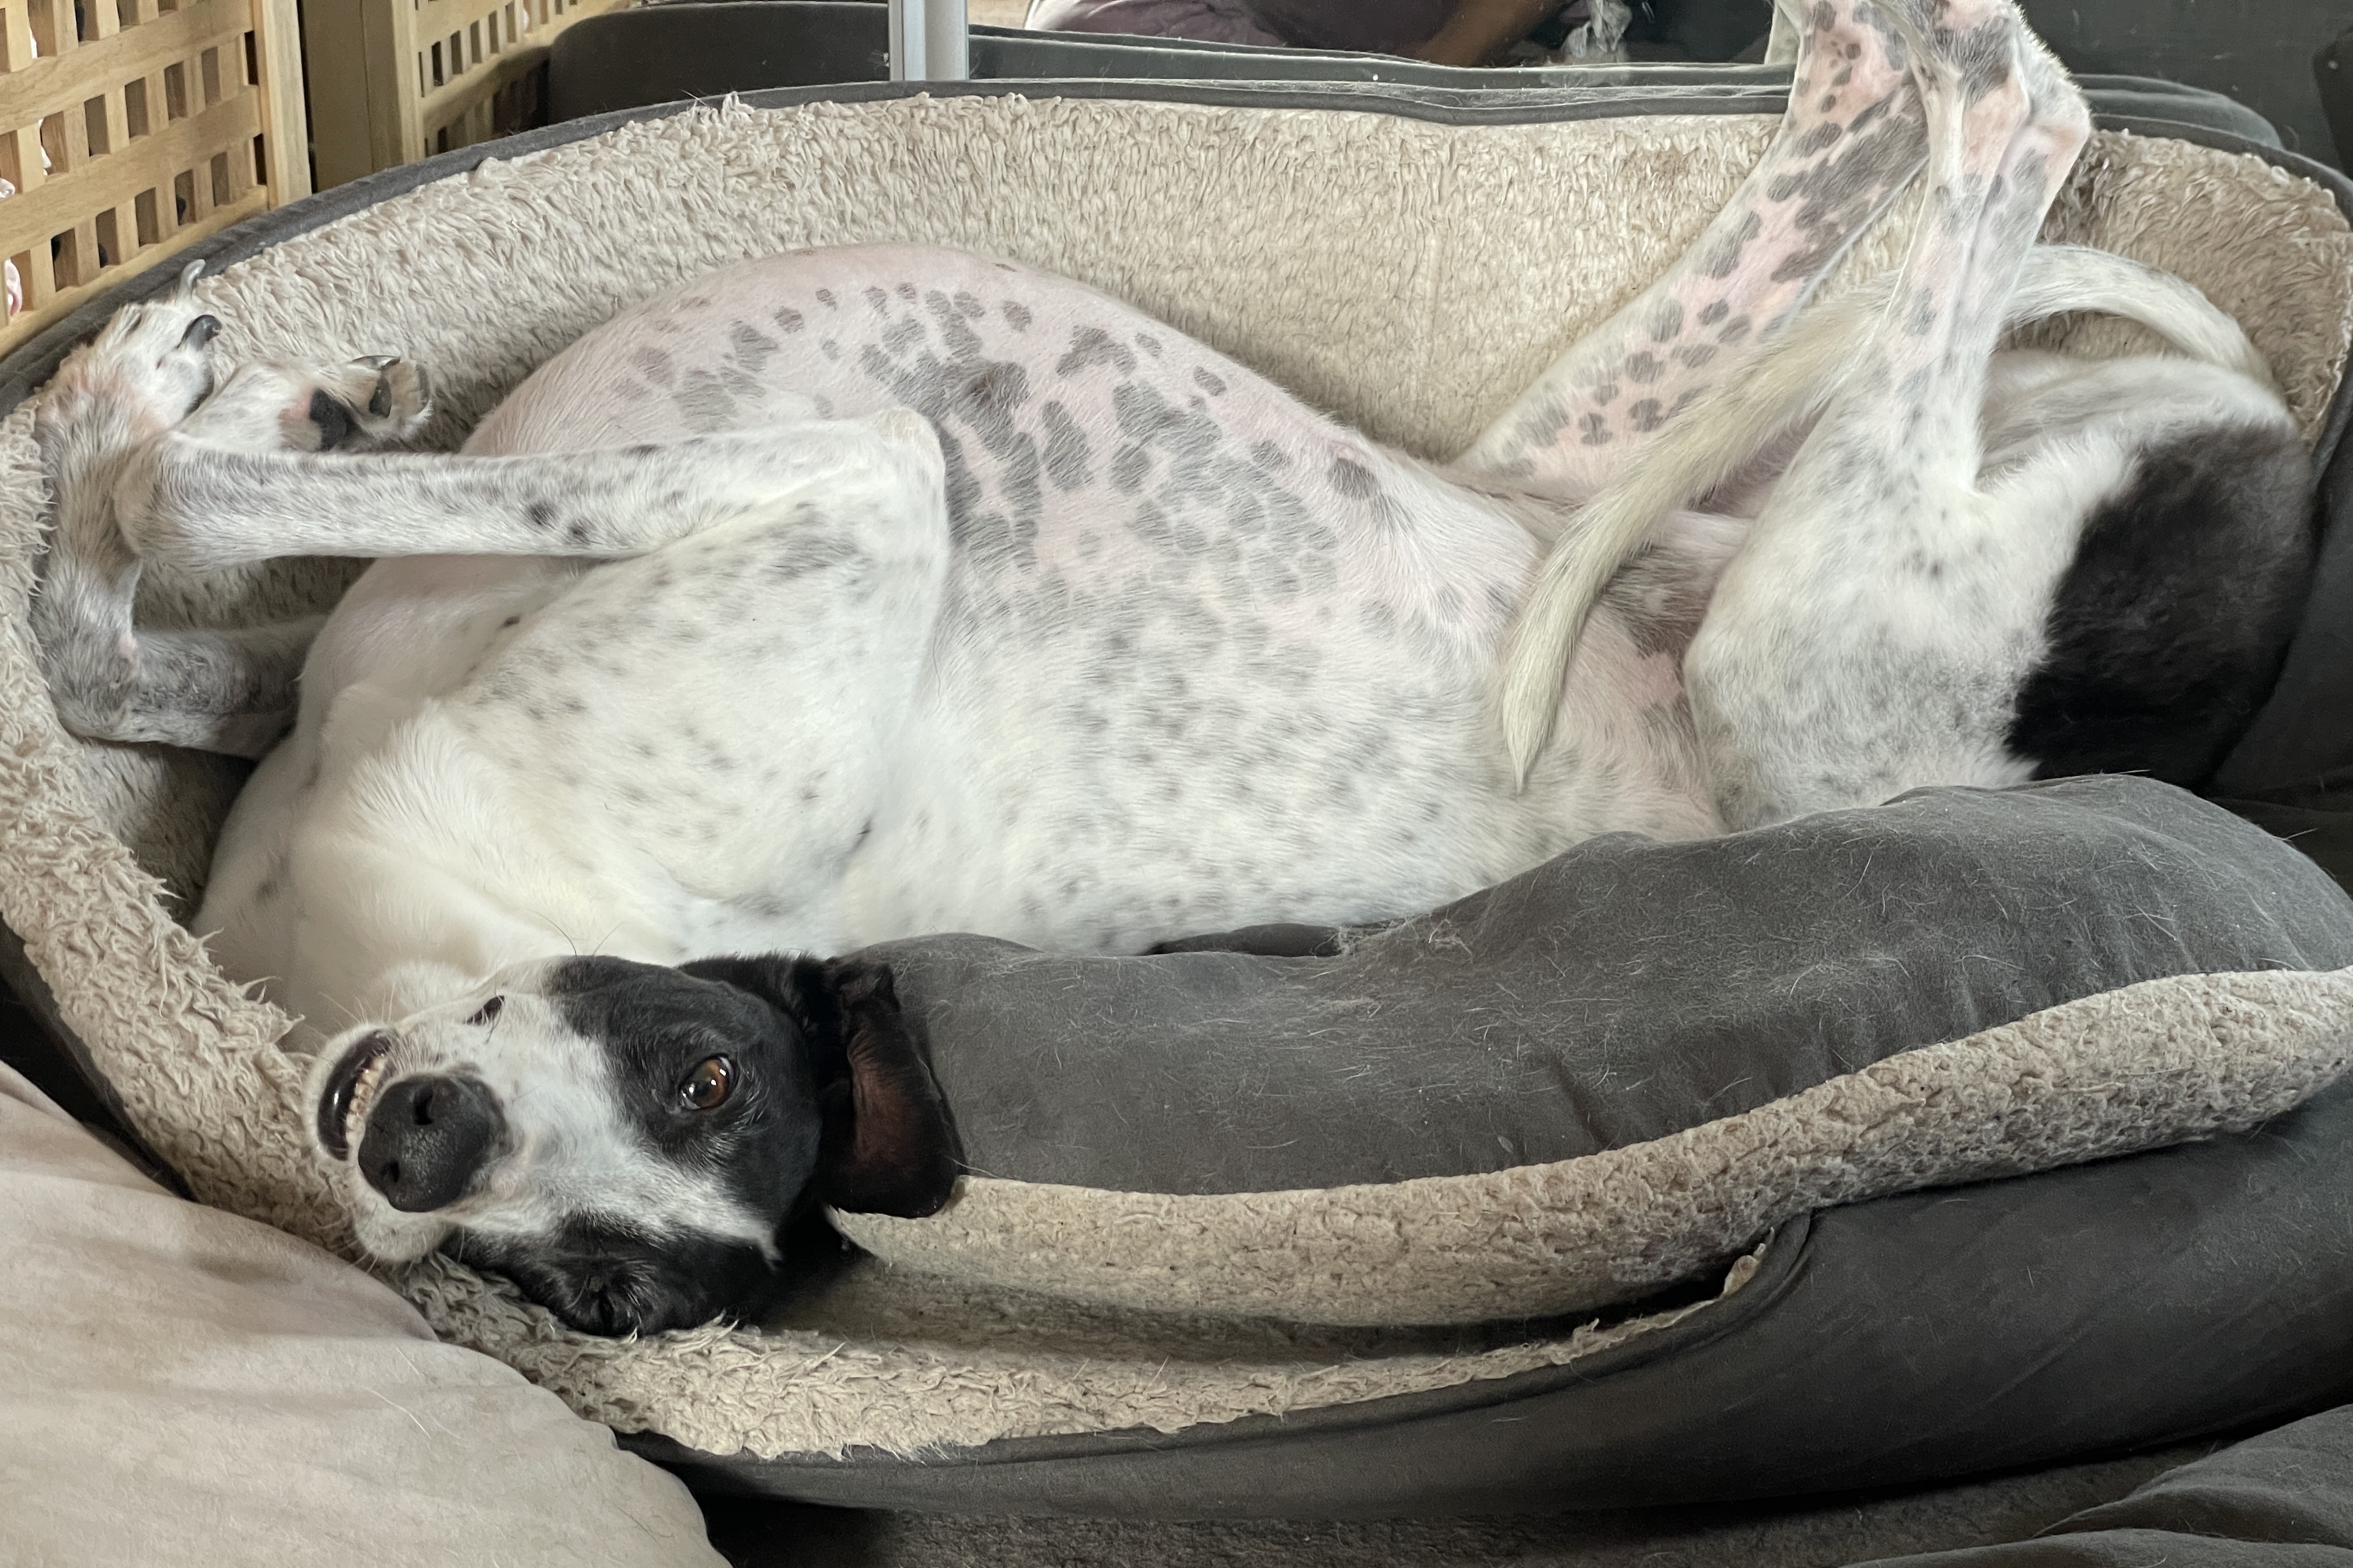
[1699, 209, 1764, 278]
[630, 347, 675, 387]
[1109, 443, 1151, 492]
[1002, 302, 1033, 331]
[1329, 456, 1378, 499]
[1040, 401, 1092, 489]
[773, 308, 805, 334]
[729, 323, 779, 372]
[673, 369, 738, 432]
[1764, 93, 1929, 284]
[1057, 327, 1139, 379]
[1193, 366, 1227, 397]
[1905, 287, 1937, 336]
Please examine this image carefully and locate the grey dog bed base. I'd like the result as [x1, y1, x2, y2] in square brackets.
[827, 777, 2353, 1326]
[5, 80, 2353, 1521]
[636, 1067, 2353, 1514]
[627, 781, 2353, 1515]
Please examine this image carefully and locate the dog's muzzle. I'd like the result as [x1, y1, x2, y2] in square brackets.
[354, 1073, 507, 1212]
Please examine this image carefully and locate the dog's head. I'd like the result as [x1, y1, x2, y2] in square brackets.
[303, 954, 958, 1335]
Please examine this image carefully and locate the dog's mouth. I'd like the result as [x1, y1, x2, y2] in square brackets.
[317, 1032, 397, 1161]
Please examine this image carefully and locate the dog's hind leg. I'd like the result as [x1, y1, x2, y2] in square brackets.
[1479, 0, 1933, 770]
[1682, 1, 2096, 827]
[1458, 0, 1924, 498]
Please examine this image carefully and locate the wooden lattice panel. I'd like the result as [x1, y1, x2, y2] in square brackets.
[0, 0, 305, 353]
[415, 0, 625, 156]
[306, 0, 630, 188]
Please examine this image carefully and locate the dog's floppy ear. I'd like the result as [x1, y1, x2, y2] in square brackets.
[809, 961, 961, 1217]
[677, 954, 961, 1219]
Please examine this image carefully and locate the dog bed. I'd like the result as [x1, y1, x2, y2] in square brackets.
[5, 79, 2353, 1520]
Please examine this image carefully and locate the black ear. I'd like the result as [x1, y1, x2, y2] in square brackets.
[809, 961, 962, 1218]
[676, 954, 961, 1219]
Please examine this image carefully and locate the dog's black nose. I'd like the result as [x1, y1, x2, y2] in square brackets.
[357, 1074, 504, 1212]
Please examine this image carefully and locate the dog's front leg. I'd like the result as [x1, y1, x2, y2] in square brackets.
[116, 411, 945, 572]
[1685, 0, 2092, 826]
[29, 273, 386, 755]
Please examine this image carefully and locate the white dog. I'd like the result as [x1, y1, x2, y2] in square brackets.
[30, 0, 2310, 1333]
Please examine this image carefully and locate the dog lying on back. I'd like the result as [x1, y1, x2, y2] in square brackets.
[32, 0, 2311, 1334]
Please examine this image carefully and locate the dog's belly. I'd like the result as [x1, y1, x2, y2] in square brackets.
[476, 246, 1720, 947]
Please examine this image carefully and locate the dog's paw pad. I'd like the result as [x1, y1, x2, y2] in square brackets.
[293, 357, 434, 451]
[354, 355, 432, 432]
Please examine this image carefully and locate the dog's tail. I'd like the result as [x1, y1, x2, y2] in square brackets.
[1492, 245, 2276, 781]
[2000, 243, 2277, 387]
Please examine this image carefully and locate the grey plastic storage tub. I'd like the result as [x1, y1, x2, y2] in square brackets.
[544, 1, 2288, 153]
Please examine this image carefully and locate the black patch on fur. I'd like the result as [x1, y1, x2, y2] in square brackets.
[2008, 422, 2314, 787]
[448, 1216, 776, 1337]
[307, 389, 353, 451]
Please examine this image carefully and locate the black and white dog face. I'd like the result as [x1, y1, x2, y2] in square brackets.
[303, 954, 959, 1336]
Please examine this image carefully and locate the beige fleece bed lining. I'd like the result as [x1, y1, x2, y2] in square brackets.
[0, 96, 2347, 1459]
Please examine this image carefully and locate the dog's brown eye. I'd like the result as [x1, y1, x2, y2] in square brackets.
[680, 1055, 734, 1111]
[467, 996, 503, 1026]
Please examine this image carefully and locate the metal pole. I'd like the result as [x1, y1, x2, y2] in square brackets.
[890, 0, 969, 81]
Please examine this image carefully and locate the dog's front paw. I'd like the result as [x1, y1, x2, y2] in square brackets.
[179, 354, 434, 455]
[301, 355, 433, 449]
[34, 262, 220, 458]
